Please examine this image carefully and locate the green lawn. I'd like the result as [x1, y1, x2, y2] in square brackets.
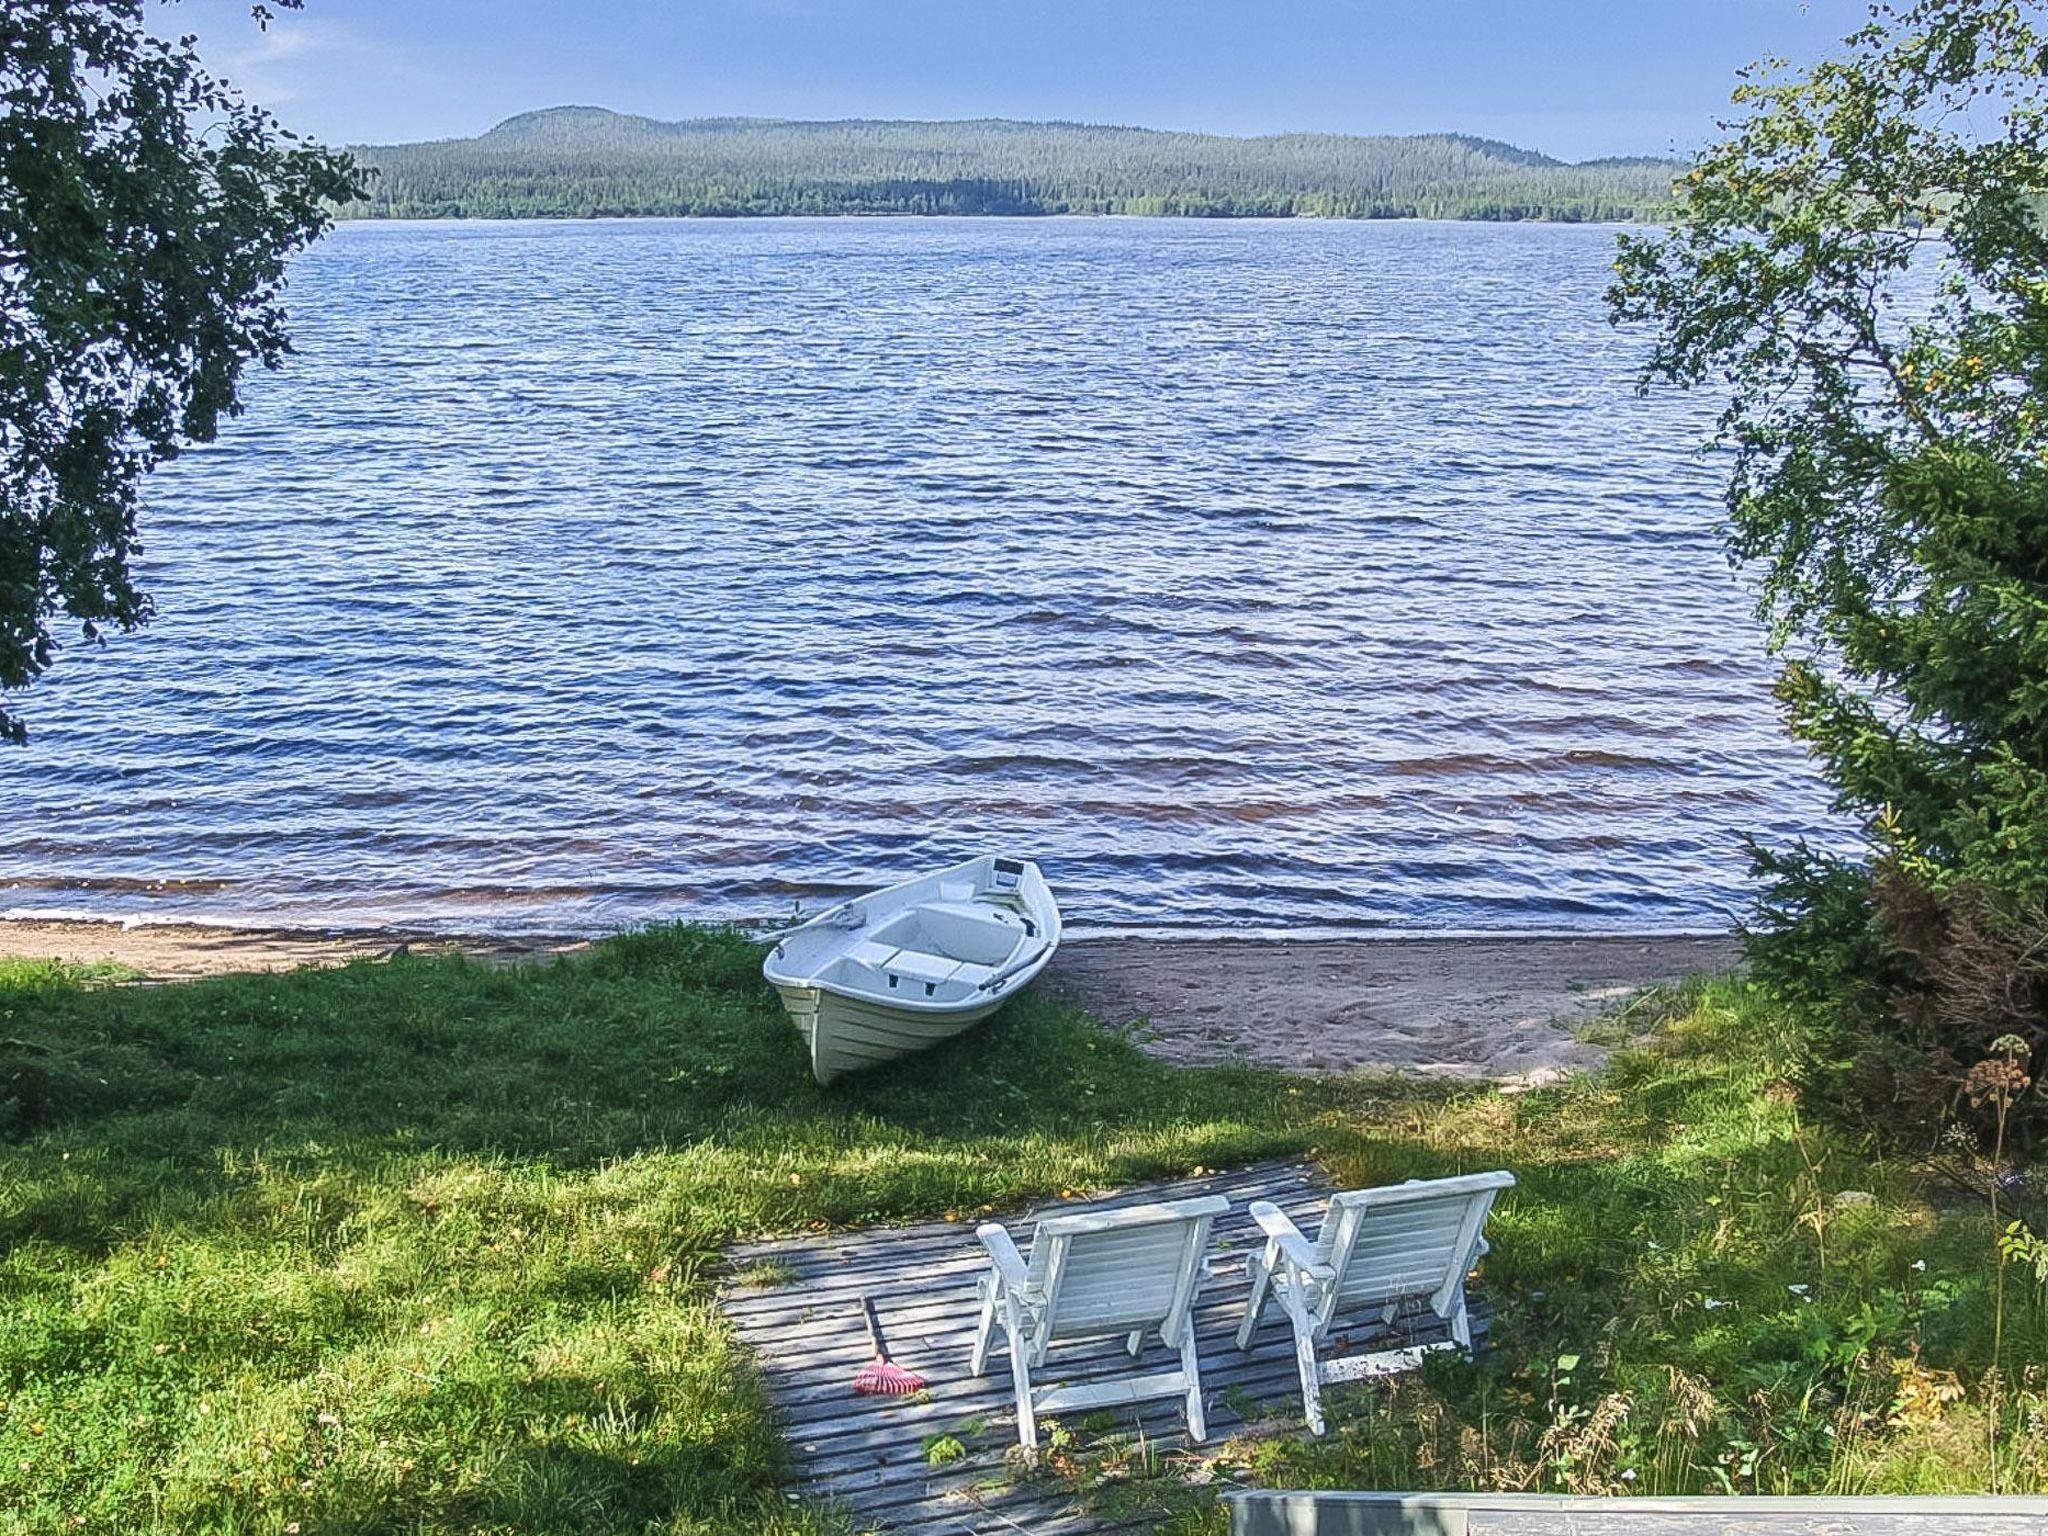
[0, 927, 2041, 1534]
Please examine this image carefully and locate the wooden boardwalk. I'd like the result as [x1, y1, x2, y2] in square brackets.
[719, 1161, 1491, 1535]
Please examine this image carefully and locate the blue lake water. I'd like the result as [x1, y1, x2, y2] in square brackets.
[2, 217, 1844, 936]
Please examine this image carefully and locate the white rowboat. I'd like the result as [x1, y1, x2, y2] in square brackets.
[763, 856, 1062, 1085]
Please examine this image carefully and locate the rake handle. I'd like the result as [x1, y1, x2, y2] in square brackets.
[859, 1295, 892, 1360]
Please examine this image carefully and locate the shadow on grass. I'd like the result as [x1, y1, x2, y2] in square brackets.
[1, 925, 1308, 1252]
[0, 925, 1318, 1532]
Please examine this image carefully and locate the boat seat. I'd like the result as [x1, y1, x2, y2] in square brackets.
[883, 948, 963, 986]
[920, 899, 1020, 926]
[871, 903, 1021, 967]
[843, 940, 900, 970]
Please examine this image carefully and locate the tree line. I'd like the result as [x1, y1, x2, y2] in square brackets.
[341, 108, 1682, 222]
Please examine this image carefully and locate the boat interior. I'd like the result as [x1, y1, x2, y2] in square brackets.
[817, 883, 1031, 1005]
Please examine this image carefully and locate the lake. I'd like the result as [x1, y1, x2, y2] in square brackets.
[2, 217, 1841, 936]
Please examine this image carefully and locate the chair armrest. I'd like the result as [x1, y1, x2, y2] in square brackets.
[976, 1222, 1029, 1289]
[1250, 1200, 1330, 1279]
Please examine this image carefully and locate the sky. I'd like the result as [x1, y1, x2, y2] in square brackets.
[165, 0, 1877, 162]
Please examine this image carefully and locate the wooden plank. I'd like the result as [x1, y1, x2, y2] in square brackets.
[720, 1206, 1334, 1329]
[795, 1331, 1474, 1499]
[730, 1255, 1241, 1332]
[832, 1456, 1189, 1523]
[741, 1192, 1307, 1277]
[722, 1162, 1323, 1267]
[779, 1353, 1288, 1440]
[770, 1309, 1487, 1438]
[723, 1162, 1317, 1264]
[753, 1302, 1490, 1392]
[740, 1284, 1486, 1372]
[732, 1191, 1324, 1274]
[716, 1162, 1500, 1535]
[748, 1297, 1485, 1398]
[784, 1347, 1352, 1456]
[719, 1214, 1317, 1318]
[717, 1161, 1378, 1533]
[745, 1306, 1481, 1428]
[857, 1490, 1149, 1536]
[803, 1379, 1353, 1523]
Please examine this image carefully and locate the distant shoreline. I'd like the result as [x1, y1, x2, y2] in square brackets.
[330, 209, 1670, 226]
[340, 107, 1682, 226]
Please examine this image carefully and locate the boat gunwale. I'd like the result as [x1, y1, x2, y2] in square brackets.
[762, 857, 1061, 1017]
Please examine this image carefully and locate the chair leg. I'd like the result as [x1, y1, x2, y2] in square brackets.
[970, 1280, 999, 1377]
[1177, 1322, 1207, 1442]
[1126, 1328, 1145, 1357]
[999, 1296, 1039, 1457]
[1236, 1246, 1274, 1350]
[1448, 1291, 1473, 1352]
[1281, 1288, 1326, 1436]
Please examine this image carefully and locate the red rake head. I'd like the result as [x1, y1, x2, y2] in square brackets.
[852, 1296, 926, 1396]
[852, 1357, 926, 1396]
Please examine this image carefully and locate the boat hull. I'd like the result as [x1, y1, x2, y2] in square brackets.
[773, 982, 1009, 1086]
[763, 855, 1060, 1086]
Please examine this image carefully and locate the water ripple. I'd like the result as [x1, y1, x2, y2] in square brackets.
[1, 218, 1846, 935]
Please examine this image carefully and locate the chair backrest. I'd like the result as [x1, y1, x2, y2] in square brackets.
[1024, 1195, 1228, 1341]
[1314, 1171, 1514, 1317]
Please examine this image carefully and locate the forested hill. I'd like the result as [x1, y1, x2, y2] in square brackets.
[343, 107, 1683, 222]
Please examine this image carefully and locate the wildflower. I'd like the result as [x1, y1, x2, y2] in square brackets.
[1702, 1298, 1730, 1310]
[1964, 1055, 2031, 1109]
[1788, 1284, 1810, 1296]
[1912, 1259, 1927, 1272]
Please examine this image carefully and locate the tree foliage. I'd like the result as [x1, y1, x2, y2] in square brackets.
[346, 107, 1682, 223]
[0, 0, 358, 741]
[1610, 0, 2048, 1142]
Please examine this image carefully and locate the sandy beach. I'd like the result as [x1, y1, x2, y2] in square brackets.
[1047, 932, 1738, 1081]
[2, 918, 1736, 1083]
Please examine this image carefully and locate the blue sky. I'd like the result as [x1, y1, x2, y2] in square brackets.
[169, 0, 1873, 160]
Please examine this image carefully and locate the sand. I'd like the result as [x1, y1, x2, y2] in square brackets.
[0, 919, 1736, 1084]
[1048, 933, 1739, 1083]
[0, 919, 588, 978]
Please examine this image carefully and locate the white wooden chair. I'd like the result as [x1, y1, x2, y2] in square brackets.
[971, 1194, 1228, 1454]
[1235, 1170, 1514, 1434]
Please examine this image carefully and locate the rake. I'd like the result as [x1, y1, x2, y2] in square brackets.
[852, 1296, 926, 1396]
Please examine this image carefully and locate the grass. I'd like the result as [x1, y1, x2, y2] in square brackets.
[0, 929, 2042, 1534]
[1210, 982, 2048, 1508]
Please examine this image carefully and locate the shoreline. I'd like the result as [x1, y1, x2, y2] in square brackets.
[332, 210, 1670, 227]
[2, 916, 1738, 1083]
